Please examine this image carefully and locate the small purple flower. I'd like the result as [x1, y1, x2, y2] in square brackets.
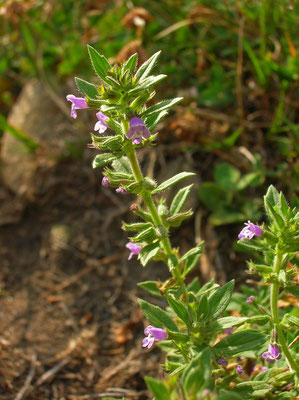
[66, 94, 88, 119]
[262, 344, 282, 364]
[238, 221, 262, 240]
[261, 366, 268, 372]
[224, 328, 233, 334]
[142, 325, 167, 349]
[126, 242, 141, 260]
[126, 117, 150, 145]
[94, 112, 108, 133]
[101, 176, 110, 187]
[116, 186, 127, 194]
[246, 296, 255, 304]
[217, 358, 228, 366]
[236, 365, 244, 375]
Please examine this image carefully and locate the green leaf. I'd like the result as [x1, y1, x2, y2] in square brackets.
[170, 185, 193, 216]
[145, 376, 170, 400]
[279, 192, 290, 217]
[104, 75, 121, 88]
[209, 316, 248, 332]
[235, 381, 272, 398]
[182, 349, 211, 393]
[183, 251, 202, 278]
[142, 98, 183, 118]
[129, 74, 167, 94]
[111, 156, 132, 174]
[123, 53, 138, 74]
[122, 221, 153, 232]
[167, 297, 190, 327]
[206, 280, 235, 320]
[285, 286, 299, 299]
[144, 110, 168, 131]
[152, 172, 196, 194]
[75, 77, 98, 99]
[167, 209, 193, 227]
[264, 185, 280, 209]
[213, 330, 267, 357]
[130, 227, 156, 242]
[180, 244, 204, 264]
[197, 280, 219, 297]
[167, 330, 189, 344]
[265, 199, 285, 228]
[236, 238, 266, 253]
[135, 51, 161, 81]
[217, 392, 243, 400]
[138, 242, 161, 266]
[196, 295, 209, 320]
[180, 243, 204, 277]
[138, 299, 178, 331]
[138, 281, 162, 297]
[87, 45, 111, 82]
[214, 162, 241, 191]
[92, 153, 121, 168]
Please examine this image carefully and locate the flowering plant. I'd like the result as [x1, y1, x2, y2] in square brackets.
[67, 47, 298, 399]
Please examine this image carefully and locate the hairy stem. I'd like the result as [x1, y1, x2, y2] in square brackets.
[270, 249, 298, 373]
[127, 149, 174, 260]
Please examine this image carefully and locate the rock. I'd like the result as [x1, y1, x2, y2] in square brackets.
[1, 80, 87, 199]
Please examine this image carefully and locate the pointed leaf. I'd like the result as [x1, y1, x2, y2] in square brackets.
[142, 98, 183, 118]
[123, 53, 138, 74]
[135, 51, 161, 81]
[138, 280, 162, 297]
[167, 209, 193, 227]
[180, 243, 204, 264]
[145, 376, 170, 400]
[206, 280, 234, 320]
[75, 77, 99, 99]
[138, 299, 178, 331]
[167, 297, 190, 327]
[87, 45, 110, 82]
[92, 152, 121, 168]
[213, 330, 267, 357]
[264, 185, 280, 209]
[170, 185, 193, 216]
[138, 242, 161, 266]
[152, 172, 196, 194]
[235, 381, 272, 398]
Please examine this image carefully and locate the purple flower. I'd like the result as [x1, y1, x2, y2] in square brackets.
[236, 365, 244, 375]
[246, 296, 255, 304]
[126, 242, 141, 260]
[224, 328, 234, 334]
[94, 112, 108, 133]
[126, 117, 150, 145]
[262, 344, 282, 364]
[142, 325, 167, 349]
[66, 94, 88, 119]
[217, 358, 228, 366]
[238, 221, 262, 240]
[261, 366, 268, 372]
[101, 176, 110, 187]
[116, 186, 127, 194]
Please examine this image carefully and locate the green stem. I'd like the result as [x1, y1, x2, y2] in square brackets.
[127, 149, 173, 259]
[270, 249, 298, 373]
